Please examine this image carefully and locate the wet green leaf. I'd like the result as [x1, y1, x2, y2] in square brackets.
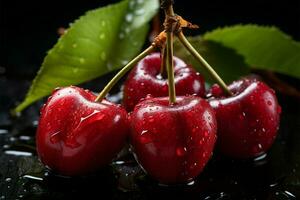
[204, 25, 300, 79]
[15, 0, 159, 113]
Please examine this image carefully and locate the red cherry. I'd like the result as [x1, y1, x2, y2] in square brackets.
[207, 78, 281, 158]
[129, 96, 217, 184]
[37, 86, 129, 176]
[123, 52, 205, 111]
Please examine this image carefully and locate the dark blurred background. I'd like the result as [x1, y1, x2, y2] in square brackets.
[0, 0, 299, 80]
[0, 1, 300, 199]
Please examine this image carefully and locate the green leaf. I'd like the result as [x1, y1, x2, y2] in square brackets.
[203, 25, 300, 79]
[15, 0, 159, 113]
[174, 38, 250, 84]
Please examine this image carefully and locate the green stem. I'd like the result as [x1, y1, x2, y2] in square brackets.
[95, 46, 154, 102]
[177, 32, 233, 95]
[160, 45, 167, 76]
[166, 31, 176, 103]
[164, 2, 176, 103]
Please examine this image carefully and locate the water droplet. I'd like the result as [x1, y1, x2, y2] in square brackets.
[72, 43, 77, 48]
[284, 191, 296, 198]
[79, 58, 85, 64]
[125, 13, 133, 22]
[140, 130, 152, 144]
[19, 135, 31, 141]
[135, 8, 145, 15]
[119, 33, 125, 39]
[99, 33, 105, 39]
[101, 52, 106, 60]
[189, 162, 197, 170]
[148, 116, 154, 123]
[81, 110, 103, 122]
[258, 143, 263, 149]
[199, 138, 204, 145]
[192, 127, 198, 133]
[262, 128, 266, 132]
[156, 74, 163, 80]
[124, 27, 131, 34]
[186, 180, 195, 186]
[204, 131, 209, 137]
[0, 129, 8, 134]
[176, 147, 187, 156]
[202, 152, 207, 158]
[50, 131, 62, 143]
[121, 60, 128, 65]
[5, 178, 12, 182]
[239, 112, 245, 120]
[4, 150, 32, 157]
[253, 153, 267, 161]
[73, 68, 79, 73]
[23, 175, 43, 181]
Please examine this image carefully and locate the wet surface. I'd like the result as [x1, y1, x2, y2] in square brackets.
[0, 77, 299, 200]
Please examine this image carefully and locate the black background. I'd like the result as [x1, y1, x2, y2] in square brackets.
[0, 1, 300, 199]
[0, 0, 299, 79]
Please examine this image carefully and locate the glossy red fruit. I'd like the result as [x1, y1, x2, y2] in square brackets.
[37, 86, 129, 176]
[130, 96, 217, 184]
[207, 78, 281, 158]
[123, 52, 205, 111]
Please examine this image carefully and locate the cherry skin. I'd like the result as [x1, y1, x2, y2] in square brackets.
[36, 86, 129, 176]
[129, 96, 217, 184]
[123, 52, 205, 111]
[207, 78, 281, 159]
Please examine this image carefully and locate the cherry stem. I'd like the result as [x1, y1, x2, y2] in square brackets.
[164, 3, 176, 103]
[95, 46, 154, 102]
[166, 31, 176, 103]
[177, 32, 233, 95]
[160, 45, 167, 76]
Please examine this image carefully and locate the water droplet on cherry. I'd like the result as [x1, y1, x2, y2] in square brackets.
[176, 147, 187, 156]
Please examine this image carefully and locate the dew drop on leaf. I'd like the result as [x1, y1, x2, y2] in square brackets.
[125, 14, 133, 22]
[79, 58, 85, 64]
[135, 8, 145, 16]
[99, 33, 105, 40]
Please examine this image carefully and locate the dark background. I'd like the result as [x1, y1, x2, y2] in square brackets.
[0, 1, 300, 199]
[0, 0, 299, 80]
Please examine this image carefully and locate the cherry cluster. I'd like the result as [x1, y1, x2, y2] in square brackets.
[36, 1, 281, 185]
[36, 52, 281, 184]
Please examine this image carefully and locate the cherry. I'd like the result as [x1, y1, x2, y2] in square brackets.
[123, 52, 205, 111]
[129, 96, 217, 184]
[207, 78, 281, 158]
[36, 86, 129, 176]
